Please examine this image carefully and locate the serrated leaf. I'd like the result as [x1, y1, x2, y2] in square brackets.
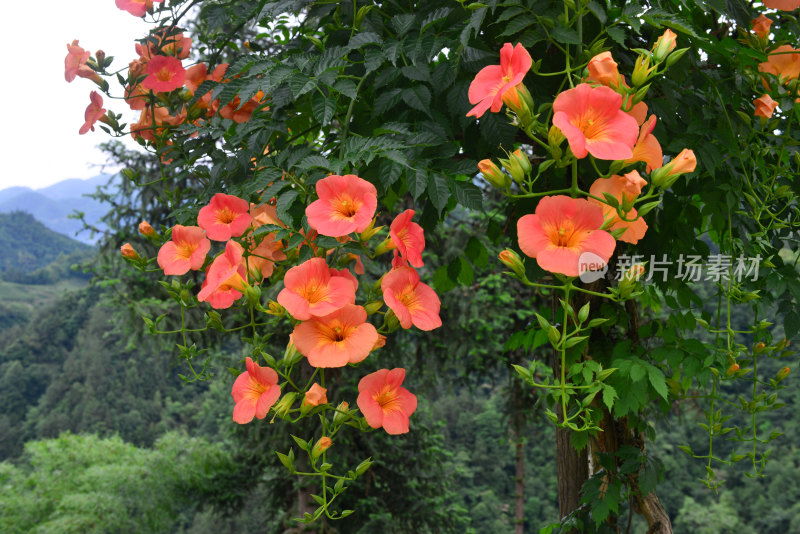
[426, 173, 450, 213]
[349, 32, 382, 49]
[276, 189, 299, 223]
[402, 85, 432, 115]
[453, 180, 483, 210]
[602, 384, 618, 411]
[647, 366, 669, 400]
[408, 169, 428, 200]
[401, 64, 431, 82]
[607, 26, 626, 46]
[552, 25, 581, 44]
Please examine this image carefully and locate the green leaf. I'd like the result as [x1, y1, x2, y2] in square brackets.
[453, 181, 483, 210]
[276, 189, 299, 224]
[402, 86, 432, 115]
[457, 256, 474, 286]
[434, 264, 456, 293]
[426, 173, 450, 213]
[348, 32, 382, 49]
[602, 384, 618, 411]
[785, 311, 800, 339]
[629, 363, 646, 382]
[552, 25, 581, 44]
[607, 26, 626, 46]
[401, 64, 431, 82]
[408, 169, 428, 200]
[465, 237, 489, 267]
[647, 366, 669, 400]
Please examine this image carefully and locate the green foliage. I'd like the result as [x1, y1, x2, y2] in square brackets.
[0, 432, 233, 534]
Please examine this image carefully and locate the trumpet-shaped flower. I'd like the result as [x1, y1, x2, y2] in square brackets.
[231, 357, 281, 424]
[517, 195, 616, 277]
[752, 15, 773, 39]
[136, 28, 192, 59]
[589, 172, 649, 244]
[198, 241, 248, 309]
[306, 175, 377, 237]
[293, 304, 379, 367]
[116, 0, 163, 17]
[142, 55, 185, 92]
[587, 52, 622, 88]
[390, 210, 425, 268]
[357, 368, 417, 435]
[467, 43, 532, 118]
[303, 383, 328, 407]
[754, 94, 779, 118]
[625, 115, 662, 172]
[157, 225, 210, 275]
[552, 84, 639, 160]
[759, 45, 800, 84]
[277, 258, 356, 320]
[64, 40, 91, 82]
[764, 0, 800, 10]
[381, 266, 441, 331]
[245, 234, 286, 280]
[197, 193, 252, 241]
[79, 92, 106, 135]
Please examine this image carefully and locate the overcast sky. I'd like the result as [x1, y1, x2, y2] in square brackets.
[0, 2, 153, 190]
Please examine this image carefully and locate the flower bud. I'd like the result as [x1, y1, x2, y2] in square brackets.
[499, 249, 526, 279]
[754, 94, 778, 119]
[95, 50, 106, 67]
[777, 367, 791, 382]
[272, 392, 297, 418]
[587, 51, 621, 88]
[138, 220, 157, 237]
[499, 155, 526, 184]
[502, 83, 534, 125]
[665, 47, 689, 68]
[650, 149, 696, 188]
[726, 363, 740, 376]
[301, 383, 328, 414]
[478, 159, 510, 190]
[245, 284, 262, 307]
[751, 14, 772, 40]
[332, 401, 350, 426]
[311, 436, 333, 460]
[618, 264, 646, 299]
[652, 29, 677, 63]
[283, 341, 302, 366]
[754, 342, 766, 353]
[384, 309, 401, 332]
[548, 124, 565, 147]
[364, 301, 383, 315]
[120, 243, 139, 260]
[511, 148, 532, 175]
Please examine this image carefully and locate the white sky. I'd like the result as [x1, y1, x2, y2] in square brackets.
[0, 2, 154, 190]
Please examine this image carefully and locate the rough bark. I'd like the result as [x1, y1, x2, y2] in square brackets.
[515, 436, 525, 534]
[555, 412, 589, 532]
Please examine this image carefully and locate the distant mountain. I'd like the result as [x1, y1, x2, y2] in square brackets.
[0, 174, 115, 243]
[0, 211, 92, 275]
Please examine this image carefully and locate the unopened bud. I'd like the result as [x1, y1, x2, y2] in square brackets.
[283, 341, 302, 366]
[478, 159, 510, 190]
[95, 50, 106, 67]
[618, 264, 646, 299]
[665, 47, 689, 68]
[501, 83, 534, 125]
[138, 220, 157, 238]
[754, 342, 766, 353]
[511, 148, 532, 175]
[311, 437, 333, 460]
[726, 363, 740, 376]
[332, 401, 350, 426]
[499, 249, 526, 279]
[272, 392, 297, 418]
[384, 309, 401, 332]
[548, 124, 565, 148]
[777, 367, 791, 382]
[499, 155, 525, 184]
[652, 29, 678, 63]
[245, 284, 262, 306]
[364, 301, 383, 315]
[120, 243, 139, 260]
[651, 149, 696, 188]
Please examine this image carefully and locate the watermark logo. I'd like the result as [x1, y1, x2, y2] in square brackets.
[578, 252, 608, 283]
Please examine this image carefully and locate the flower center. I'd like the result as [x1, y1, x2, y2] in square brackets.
[156, 68, 174, 82]
[374, 385, 401, 413]
[333, 196, 360, 218]
[216, 207, 237, 224]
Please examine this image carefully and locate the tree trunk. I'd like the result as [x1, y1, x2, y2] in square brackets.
[515, 435, 525, 534]
[555, 411, 589, 532]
